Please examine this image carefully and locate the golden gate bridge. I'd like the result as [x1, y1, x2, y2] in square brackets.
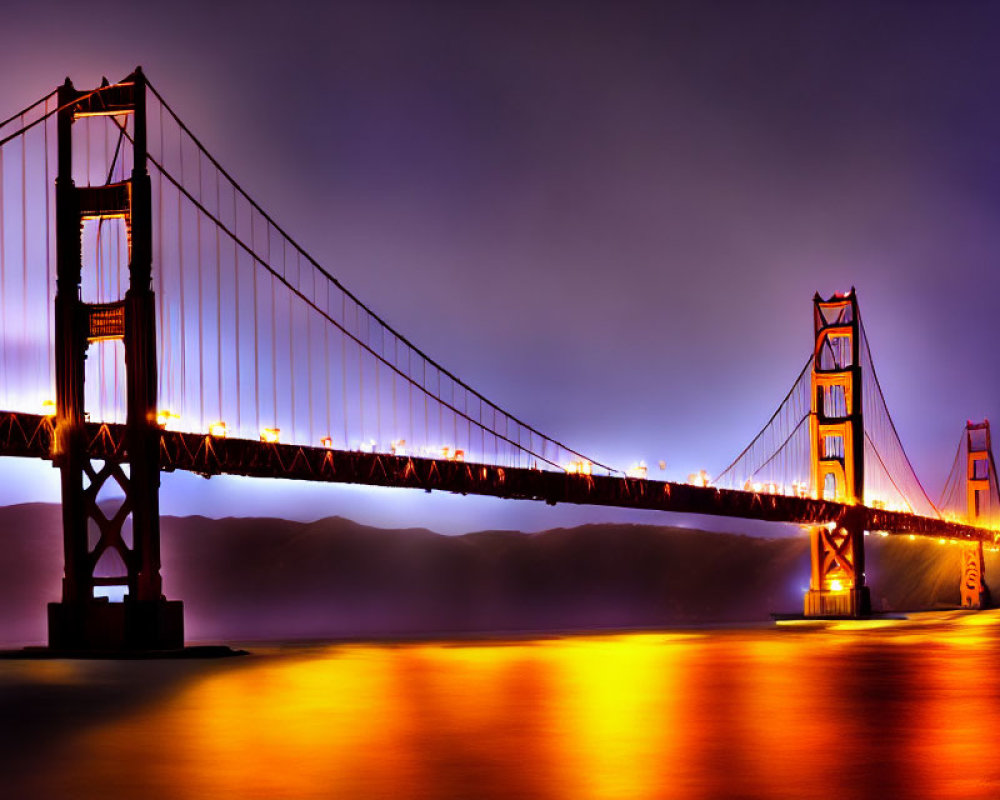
[0, 70, 996, 650]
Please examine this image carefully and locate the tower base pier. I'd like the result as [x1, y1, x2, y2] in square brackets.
[48, 599, 183, 652]
[804, 587, 871, 618]
[960, 542, 991, 609]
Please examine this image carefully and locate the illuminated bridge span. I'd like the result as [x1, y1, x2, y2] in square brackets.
[0, 71, 995, 649]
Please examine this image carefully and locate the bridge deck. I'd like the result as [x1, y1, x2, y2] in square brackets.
[1, 411, 995, 544]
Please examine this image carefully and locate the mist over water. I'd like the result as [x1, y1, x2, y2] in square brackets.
[3, 613, 1000, 799]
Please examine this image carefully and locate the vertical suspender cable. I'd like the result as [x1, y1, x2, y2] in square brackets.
[286, 239, 295, 440]
[251, 208, 260, 434]
[392, 335, 397, 444]
[268, 222, 277, 428]
[341, 292, 347, 447]
[306, 252, 314, 444]
[232, 183, 241, 433]
[44, 101, 53, 396]
[176, 122, 187, 422]
[196, 147, 205, 429]
[358, 304, 364, 444]
[375, 325, 381, 450]
[20, 115, 28, 401]
[323, 281, 330, 443]
[215, 159, 222, 424]
[407, 347, 413, 450]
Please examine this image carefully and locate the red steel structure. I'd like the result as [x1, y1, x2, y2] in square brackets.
[47, 70, 182, 650]
[961, 421, 994, 608]
[804, 290, 870, 617]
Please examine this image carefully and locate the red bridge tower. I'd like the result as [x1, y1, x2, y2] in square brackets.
[47, 70, 183, 650]
[961, 420, 993, 609]
[804, 290, 871, 617]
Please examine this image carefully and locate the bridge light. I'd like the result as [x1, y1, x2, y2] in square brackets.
[41, 400, 56, 417]
[626, 462, 648, 479]
[687, 470, 710, 487]
[261, 427, 280, 444]
[391, 439, 406, 456]
[156, 410, 181, 430]
[209, 421, 227, 438]
[565, 459, 592, 476]
[320, 436, 333, 449]
[830, 579, 843, 592]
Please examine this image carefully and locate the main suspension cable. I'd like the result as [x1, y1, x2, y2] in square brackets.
[144, 79, 610, 472]
[146, 149, 572, 471]
[858, 313, 940, 517]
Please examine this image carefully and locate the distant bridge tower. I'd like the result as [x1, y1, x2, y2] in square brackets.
[47, 70, 183, 650]
[804, 289, 871, 617]
[961, 420, 993, 609]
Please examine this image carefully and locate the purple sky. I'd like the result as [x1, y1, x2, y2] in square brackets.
[0, 1, 998, 533]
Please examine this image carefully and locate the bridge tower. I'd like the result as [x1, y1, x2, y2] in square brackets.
[47, 70, 183, 650]
[961, 420, 993, 608]
[804, 289, 871, 617]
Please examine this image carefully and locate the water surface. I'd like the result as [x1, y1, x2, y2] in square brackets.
[3, 612, 1000, 799]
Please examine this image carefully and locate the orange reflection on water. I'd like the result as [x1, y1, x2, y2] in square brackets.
[175, 648, 422, 798]
[16, 614, 1000, 800]
[902, 619, 1000, 798]
[544, 633, 695, 799]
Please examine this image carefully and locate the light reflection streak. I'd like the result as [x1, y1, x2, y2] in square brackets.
[545, 634, 693, 799]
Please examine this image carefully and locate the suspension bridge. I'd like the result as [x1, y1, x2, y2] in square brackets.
[0, 70, 996, 650]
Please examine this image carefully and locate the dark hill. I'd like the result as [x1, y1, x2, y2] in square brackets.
[0, 504, 991, 644]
